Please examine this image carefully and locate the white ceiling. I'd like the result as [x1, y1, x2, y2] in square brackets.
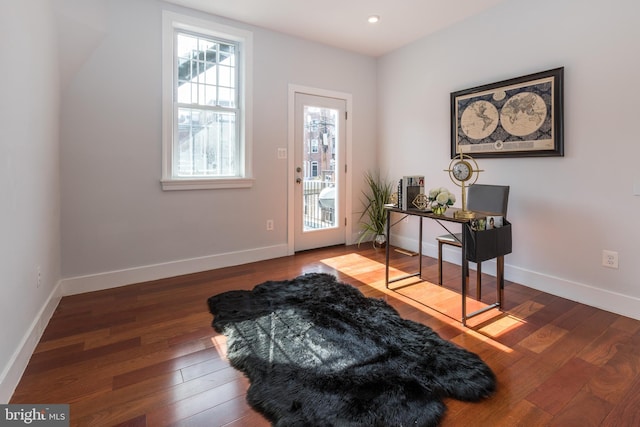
[163, 0, 511, 57]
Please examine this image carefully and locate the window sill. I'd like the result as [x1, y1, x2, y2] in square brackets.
[161, 178, 255, 191]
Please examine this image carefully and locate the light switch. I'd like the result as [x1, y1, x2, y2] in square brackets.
[277, 148, 287, 159]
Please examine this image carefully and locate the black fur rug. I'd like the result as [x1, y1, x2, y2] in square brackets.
[207, 273, 495, 426]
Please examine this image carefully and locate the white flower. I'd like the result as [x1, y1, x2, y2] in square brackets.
[448, 192, 456, 204]
[428, 187, 455, 206]
[436, 192, 450, 205]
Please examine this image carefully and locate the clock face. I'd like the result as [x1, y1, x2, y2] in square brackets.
[452, 161, 472, 181]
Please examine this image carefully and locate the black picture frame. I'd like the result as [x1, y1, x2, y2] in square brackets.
[451, 67, 564, 158]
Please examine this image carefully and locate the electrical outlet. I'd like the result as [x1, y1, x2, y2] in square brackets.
[37, 266, 42, 288]
[266, 219, 274, 231]
[602, 250, 619, 269]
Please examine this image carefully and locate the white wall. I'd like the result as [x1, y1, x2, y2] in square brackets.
[378, 0, 640, 318]
[59, 0, 377, 291]
[0, 0, 62, 401]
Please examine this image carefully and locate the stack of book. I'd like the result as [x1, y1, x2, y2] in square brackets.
[397, 176, 425, 210]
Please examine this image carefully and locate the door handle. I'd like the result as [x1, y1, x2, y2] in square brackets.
[296, 178, 302, 184]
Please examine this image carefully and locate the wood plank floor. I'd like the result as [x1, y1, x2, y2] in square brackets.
[10, 244, 640, 426]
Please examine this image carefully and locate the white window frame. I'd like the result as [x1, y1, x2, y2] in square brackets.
[161, 11, 254, 190]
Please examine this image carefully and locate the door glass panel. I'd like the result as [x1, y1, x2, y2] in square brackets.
[302, 105, 338, 232]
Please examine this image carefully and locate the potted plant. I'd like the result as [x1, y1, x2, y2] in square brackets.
[358, 171, 394, 248]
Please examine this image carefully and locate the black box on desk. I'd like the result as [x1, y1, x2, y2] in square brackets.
[464, 219, 512, 263]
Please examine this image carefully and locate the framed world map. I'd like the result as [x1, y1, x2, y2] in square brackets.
[450, 67, 564, 158]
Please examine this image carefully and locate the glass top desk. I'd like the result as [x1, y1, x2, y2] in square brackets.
[384, 206, 511, 326]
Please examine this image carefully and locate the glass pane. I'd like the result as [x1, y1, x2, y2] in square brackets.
[176, 108, 237, 177]
[176, 33, 197, 58]
[218, 65, 233, 88]
[176, 81, 190, 103]
[200, 39, 216, 62]
[302, 105, 339, 231]
[220, 44, 235, 66]
[218, 87, 235, 107]
[204, 84, 217, 106]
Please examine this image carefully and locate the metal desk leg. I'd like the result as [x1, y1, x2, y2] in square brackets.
[385, 209, 391, 288]
[497, 255, 505, 308]
[461, 225, 468, 326]
[418, 217, 423, 277]
[384, 210, 391, 289]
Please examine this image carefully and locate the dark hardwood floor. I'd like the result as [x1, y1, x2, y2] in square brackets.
[10, 244, 640, 426]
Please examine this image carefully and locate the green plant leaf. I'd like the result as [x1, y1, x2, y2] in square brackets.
[357, 171, 394, 245]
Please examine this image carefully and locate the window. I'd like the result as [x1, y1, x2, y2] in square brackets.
[162, 11, 253, 190]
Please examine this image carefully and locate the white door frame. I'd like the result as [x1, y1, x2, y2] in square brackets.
[287, 84, 353, 255]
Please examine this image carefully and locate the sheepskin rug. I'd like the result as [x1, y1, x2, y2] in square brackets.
[207, 273, 495, 426]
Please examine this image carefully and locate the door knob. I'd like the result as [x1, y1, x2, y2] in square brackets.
[296, 178, 302, 184]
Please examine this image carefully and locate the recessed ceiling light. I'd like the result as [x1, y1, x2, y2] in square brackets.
[368, 15, 380, 24]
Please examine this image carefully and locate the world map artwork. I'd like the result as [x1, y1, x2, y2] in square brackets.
[454, 76, 555, 155]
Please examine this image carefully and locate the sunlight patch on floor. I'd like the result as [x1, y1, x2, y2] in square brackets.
[320, 252, 520, 353]
[320, 253, 388, 285]
[451, 328, 515, 354]
[478, 314, 528, 337]
[210, 334, 228, 360]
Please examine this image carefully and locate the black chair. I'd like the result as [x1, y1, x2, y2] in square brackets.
[436, 184, 510, 299]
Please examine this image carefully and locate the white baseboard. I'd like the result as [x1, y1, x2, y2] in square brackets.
[1, 244, 289, 403]
[0, 282, 62, 403]
[392, 235, 640, 321]
[61, 244, 290, 296]
[506, 266, 640, 321]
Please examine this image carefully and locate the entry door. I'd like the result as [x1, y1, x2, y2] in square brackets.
[293, 93, 347, 252]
